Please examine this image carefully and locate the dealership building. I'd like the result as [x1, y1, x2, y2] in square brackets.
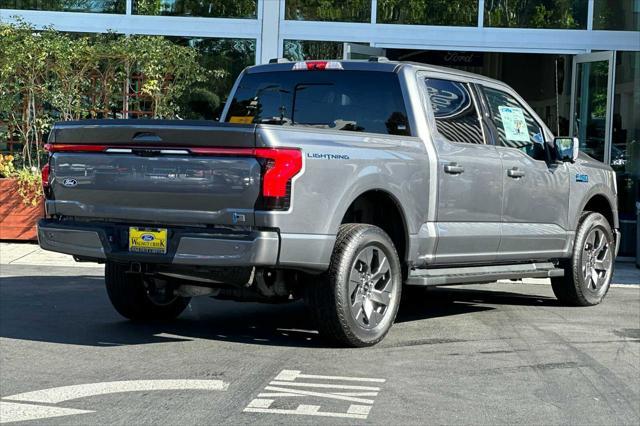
[1, 0, 639, 261]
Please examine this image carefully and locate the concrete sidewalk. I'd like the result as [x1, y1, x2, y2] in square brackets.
[0, 242, 98, 269]
[1, 241, 638, 285]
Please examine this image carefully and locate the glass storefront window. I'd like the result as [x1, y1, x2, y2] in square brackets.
[484, 0, 588, 29]
[612, 51, 639, 256]
[594, 0, 640, 31]
[285, 0, 370, 23]
[572, 59, 611, 162]
[171, 37, 256, 120]
[0, 0, 125, 13]
[133, 0, 257, 18]
[377, 0, 478, 26]
[283, 40, 345, 61]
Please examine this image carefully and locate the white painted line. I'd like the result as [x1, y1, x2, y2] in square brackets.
[0, 401, 94, 424]
[152, 333, 194, 341]
[275, 328, 319, 335]
[273, 370, 301, 381]
[258, 391, 378, 398]
[347, 404, 372, 415]
[244, 407, 369, 419]
[497, 279, 640, 289]
[3, 380, 229, 404]
[244, 403, 369, 420]
[269, 381, 380, 391]
[244, 369, 386, 419]
[332, 392, 379, 397]
[264, 386, 375, 404]
[258, 393, 305, 398]
[274, 370, 385, 383]
[296, 404, 321, 414]
[246, 398, 274, 409]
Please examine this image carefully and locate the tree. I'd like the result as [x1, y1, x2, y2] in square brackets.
[125, 36, 206, 118]
[48, 33, 99, 121]
[0, 20, 210, 172]
[0, 20, 54, 169]
[484, 0, 586, 29]
[377, 0, 478, 26]
[284, 40, 343, 61]
[285, 0, 371, 22]
[134, 0, 257, 18]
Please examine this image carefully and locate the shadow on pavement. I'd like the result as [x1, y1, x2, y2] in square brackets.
[0, 274, 555, 349]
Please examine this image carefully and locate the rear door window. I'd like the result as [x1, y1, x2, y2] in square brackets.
[226, 70, 411, 136]
[424, 78, 485, 144]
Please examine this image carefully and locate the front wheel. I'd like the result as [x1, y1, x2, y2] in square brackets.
[105, 262, 190, 321]
[305, 224, 402, 347]
[552, 212, 615, 306]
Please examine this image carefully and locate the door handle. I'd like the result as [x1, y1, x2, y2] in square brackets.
[507, 167, 525, 178]
[444, 163, 465, 174]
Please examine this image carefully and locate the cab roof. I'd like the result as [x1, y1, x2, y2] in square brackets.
[246, 59, 506, 87]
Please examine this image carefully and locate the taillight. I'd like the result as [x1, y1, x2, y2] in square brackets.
[292, 61, 344, 71]
[41, 163, 50, 189]
[45, 144, 106, 152]
[255, 148, 302, 200]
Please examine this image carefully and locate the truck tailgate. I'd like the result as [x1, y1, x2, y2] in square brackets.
[46, 121, 261, 226]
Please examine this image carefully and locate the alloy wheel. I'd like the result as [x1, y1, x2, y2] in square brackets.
[348, 245, 394, 329]
[581, 227, 613, 292]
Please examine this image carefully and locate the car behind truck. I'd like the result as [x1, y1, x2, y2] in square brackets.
[38, 59, 620, 347]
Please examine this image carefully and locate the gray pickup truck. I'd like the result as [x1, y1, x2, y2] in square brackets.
[38, 59, 620, 347]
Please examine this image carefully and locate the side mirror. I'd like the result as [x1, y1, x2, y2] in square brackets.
[554, 137, 579, 162]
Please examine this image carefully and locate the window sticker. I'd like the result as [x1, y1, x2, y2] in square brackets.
[229, 116, 254, 124]
[498, 106, 529, 142]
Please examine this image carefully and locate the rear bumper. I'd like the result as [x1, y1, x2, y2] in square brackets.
[37, 219, 279, 267]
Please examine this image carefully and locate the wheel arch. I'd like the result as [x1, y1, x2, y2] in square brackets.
[578, 189, 618, 230]
[338, 189, 410, 266]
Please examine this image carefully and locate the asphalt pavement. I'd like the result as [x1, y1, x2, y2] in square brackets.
[1, 261, 639, 425]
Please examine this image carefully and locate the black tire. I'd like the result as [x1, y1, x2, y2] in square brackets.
[105, 261, 190, 321]
[305, 224, 402, 347]
[552, 212, 615, 306]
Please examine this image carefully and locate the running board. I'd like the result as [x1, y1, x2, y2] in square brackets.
[405, 262, 564, 287]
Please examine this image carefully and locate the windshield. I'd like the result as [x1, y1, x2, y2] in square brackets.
[225, 70, 411, 136]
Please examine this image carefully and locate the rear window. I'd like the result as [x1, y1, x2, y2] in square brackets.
[225, 70, 411, 136]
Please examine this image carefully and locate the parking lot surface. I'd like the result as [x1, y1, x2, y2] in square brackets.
[1, 264, 639, 425]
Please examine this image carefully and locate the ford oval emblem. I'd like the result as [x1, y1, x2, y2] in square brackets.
[62, 178, 78, 187]
[141, 234, 155, 242]
[425, 80, 471, 119]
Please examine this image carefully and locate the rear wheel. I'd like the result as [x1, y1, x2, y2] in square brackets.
[105, 261, 190, 320]
[305, 224, 402, 347]
[552, 212, 614, 306]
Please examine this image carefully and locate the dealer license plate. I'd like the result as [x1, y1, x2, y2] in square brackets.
[129, 227, 167, 254]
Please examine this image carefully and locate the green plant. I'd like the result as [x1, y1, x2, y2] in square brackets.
[125, 36, 207, 118]
[0, 20, 54, 171]
[0, 20, 211, 147]
[0, 154, 16, 178]
[14, 166, 43, 206]
[135, 0, 163, 15]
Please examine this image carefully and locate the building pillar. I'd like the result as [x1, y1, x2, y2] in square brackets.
[258, 0, 282, 64]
